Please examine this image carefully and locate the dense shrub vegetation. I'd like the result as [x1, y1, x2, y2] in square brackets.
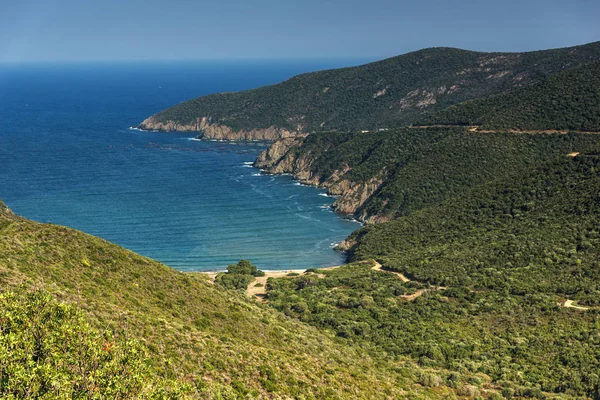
[276, 128, 600, 220]
[215, 259, 265, 290]
[144, 42, 600, 133]
[0, 290, 189, 398]
[6, 42, 600, 399]
[266, 153, 600, 397]
[423, 62, 600, 131]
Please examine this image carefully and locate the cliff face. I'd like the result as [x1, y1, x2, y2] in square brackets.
[255, 139, 386, 223]
[139, 116, 303, 141]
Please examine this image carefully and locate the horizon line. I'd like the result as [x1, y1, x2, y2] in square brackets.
[2, 39, 598, 65]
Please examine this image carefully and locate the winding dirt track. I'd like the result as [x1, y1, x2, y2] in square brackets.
[370, 261, 410, 282]
[206, 262, 597, 308]
[370, 261, 448, 300]
[203, 260, 453, 303]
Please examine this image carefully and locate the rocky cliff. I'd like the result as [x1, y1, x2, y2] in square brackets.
[139, 116, 303, 141]
[255, 138, 386, 224]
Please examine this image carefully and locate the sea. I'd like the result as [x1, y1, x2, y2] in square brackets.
[0, 59, 368, 271]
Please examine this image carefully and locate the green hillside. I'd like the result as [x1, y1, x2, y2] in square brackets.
[265, 152, 600, 397]
[0, 200, 467, 399]
[257, 128, 600, 221]
[139, 42, 600, 135]
[423, 61, 600, 131]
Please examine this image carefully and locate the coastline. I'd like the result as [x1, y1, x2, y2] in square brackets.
[131, 125, 366, 226]
[137, 116, 304, 142]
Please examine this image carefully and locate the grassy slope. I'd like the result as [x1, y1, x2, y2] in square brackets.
[423, 61, 600, 131]
[266, 153, 600, 397]
[143, 42, 600, 132]
[0, 202, 459, 399]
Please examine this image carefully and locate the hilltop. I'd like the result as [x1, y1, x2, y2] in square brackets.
[138, 42, 600, 140]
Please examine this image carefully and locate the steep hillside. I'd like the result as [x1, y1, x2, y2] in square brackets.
[0, 202, 461, 399]
[138, 42, 600, 140]
[265, 153, 600, 397]
[423, 61, 600, 131]
[255, 129, 600, 222]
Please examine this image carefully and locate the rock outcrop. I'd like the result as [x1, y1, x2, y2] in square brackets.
[255, 139, 386, 223]
[138, 116, 303, 141]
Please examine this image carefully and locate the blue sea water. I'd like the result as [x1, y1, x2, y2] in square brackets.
[0, 60, 366, 271]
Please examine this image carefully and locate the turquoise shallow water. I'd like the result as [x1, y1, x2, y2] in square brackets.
[0, 61, 363, 271]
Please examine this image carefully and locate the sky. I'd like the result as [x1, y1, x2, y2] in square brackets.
[0, 0, 599, 63]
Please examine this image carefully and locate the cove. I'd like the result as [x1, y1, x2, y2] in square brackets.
[0, 60, 363, 270]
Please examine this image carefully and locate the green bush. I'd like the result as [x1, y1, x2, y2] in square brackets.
[0, 290, 188, 398]
[226, 260, 264, 277]
[215, 273, 254, 291]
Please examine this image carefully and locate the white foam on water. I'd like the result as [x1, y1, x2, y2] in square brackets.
[346, 218, 364, 225]
[293, 182, 312, 187]
[128, 126, 158, 132]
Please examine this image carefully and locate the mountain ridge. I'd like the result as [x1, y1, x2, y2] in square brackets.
[138, 41, 600, 140]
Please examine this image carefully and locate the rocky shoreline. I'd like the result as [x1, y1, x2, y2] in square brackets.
[254, 137, 388, 226]
[138, 116, 304, 141]
[134, 122, 375, 253]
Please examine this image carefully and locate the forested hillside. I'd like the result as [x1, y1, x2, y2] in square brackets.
[266, 152, 600, 397]
[138, 42, 600, 139]
[423, 61, 600, 131]
[249, 44, 600, 398]
[256, 129, 600, 222]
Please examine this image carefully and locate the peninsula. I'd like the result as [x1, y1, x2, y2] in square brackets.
[138, 41, 600, 140]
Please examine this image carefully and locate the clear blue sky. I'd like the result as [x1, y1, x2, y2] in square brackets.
[1, 0, 598, 62]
